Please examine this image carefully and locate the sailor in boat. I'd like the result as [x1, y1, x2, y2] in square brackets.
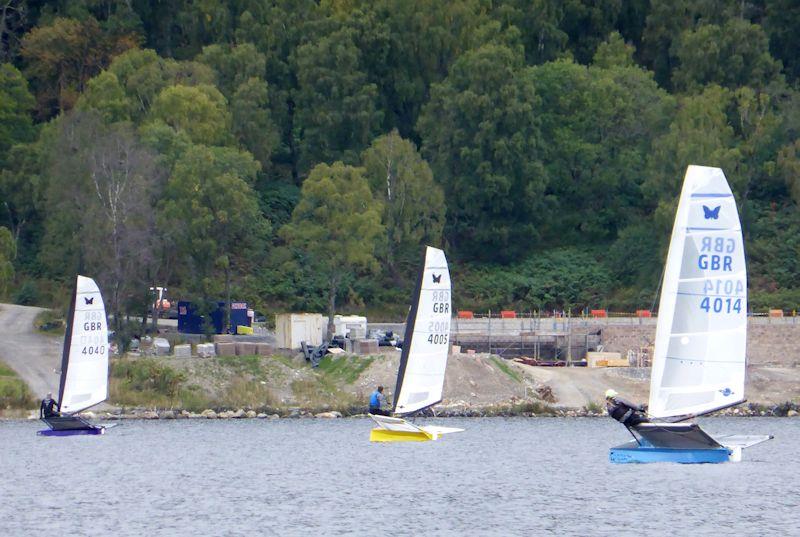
[605, 389, 649, 427]
[369, 386, 390, 416]
[39, 392, 60, 419]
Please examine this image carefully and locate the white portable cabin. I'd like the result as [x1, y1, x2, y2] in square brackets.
[275, 313, 326, 349]
[332, 315, 368, 338]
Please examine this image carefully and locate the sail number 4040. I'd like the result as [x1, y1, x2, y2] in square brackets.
[81, 345, 105, 355]
[700, 297, 742, 314]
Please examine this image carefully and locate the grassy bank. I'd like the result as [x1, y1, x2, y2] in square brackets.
[34, 309, 65, 335]
[0, 361, 35, 410]
[109, 353, 379, 414]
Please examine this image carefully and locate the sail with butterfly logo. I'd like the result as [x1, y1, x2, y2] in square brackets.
[648, 165, 747, 419]
[369, 246, 463, 441]
[58, 275, 110, 413]
[610, 166, 771, 463]
[39, 275, 112, 436]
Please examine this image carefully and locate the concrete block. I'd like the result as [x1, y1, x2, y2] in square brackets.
[236, 342, 257, 356]
[173, 344, 192, 358]
[197, 343, 216, 358]
[153, 337, 171, 356]
[215, 342, 236, 356]
[255, 343, 273, 356]
[213, 334, 235, 343]
[354, 339, 379, 355]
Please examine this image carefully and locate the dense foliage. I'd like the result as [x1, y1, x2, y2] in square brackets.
[2, 0, 800, 321]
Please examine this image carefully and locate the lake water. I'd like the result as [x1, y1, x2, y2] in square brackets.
[1, 417, 797, 536]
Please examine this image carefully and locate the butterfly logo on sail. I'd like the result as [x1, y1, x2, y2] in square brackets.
[702, 205, 721, 220]
[84, 297, 94, 305]
[432, 274, 442, 283]
[719, 387, 733, 397]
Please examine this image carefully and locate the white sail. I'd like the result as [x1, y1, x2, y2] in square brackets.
[393, 246, 451, 415]
[59, 275, 109, 414]
[649, 166, 747, 419]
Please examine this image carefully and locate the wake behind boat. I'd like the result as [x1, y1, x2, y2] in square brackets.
[610, 165, 771, 463]
[38, 275, 111, 437]
[369, 246, 463, 442]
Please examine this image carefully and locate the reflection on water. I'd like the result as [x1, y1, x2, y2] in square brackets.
[0, 417, 797, 536]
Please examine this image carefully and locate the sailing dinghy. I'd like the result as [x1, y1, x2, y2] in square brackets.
[369, 246, 463, 442]
[39, 275, 112, 436]
[610, 166, 771, 463]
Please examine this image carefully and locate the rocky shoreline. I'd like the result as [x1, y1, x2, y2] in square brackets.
[9, 400, 798, 421]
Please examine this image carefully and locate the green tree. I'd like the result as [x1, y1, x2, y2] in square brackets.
[37, 111, 165, 325]
[671, 19, 783, 93]
[292, 26, 382, 176]
[280, 162, 383, 336]
[108, 48, 216, 121]
[560, 0, 623, 64]
[148, 84, 232, 146]
[491, 0, 568, 65]
[592, 31, 636, 68]
[160, 144, 267, 327]
[533, 59, 674, 243]
[417, 43, 543, 262]
[644, 85, 742, 230]
[21, 16, 137, 117]
[76, 70, 131, 123]
[197, 42, 265, 98]
[230, 77, 280, 171]
[361, 130, 444, 282]
[0, 226, 14, 297]
[764, 0, 800, 82]
[0, 63, 36, 168]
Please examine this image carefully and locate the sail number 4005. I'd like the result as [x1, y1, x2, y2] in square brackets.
[700, 297, 742, 314]
[427, 321, 449, 345]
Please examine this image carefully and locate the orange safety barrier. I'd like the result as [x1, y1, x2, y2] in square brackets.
[636, 310, 652, 318]
[590, 309, 607, 318]
[769, 309, 784, 318]
[457, 310, 474, 319]
[500, 310, 516, 319]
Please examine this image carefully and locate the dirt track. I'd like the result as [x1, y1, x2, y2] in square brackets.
[0, 303, 62, 398]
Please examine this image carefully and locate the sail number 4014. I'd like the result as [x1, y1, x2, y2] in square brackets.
[700, 297, 742, 314]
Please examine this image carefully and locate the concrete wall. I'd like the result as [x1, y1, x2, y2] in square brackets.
[600, 320, 800, 367]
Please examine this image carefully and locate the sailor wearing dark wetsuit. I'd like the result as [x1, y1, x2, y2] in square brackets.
[605, 389, 649, 427]
[40, 392, 60, 418]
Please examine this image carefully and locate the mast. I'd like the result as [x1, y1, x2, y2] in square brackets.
[392, 257, 424, 414]
[57, 278, 78, 407]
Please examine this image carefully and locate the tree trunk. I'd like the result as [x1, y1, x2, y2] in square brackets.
[326, 275, 338, 340]
[225, 264, 232, 334]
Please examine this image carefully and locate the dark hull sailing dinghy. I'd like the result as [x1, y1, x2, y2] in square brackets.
[610, 166, 771, 463]
[39, 275, 112, 437]
[369, 246, 463, 442]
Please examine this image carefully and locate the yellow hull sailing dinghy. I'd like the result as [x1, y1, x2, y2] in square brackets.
[369, 246, 463, 442]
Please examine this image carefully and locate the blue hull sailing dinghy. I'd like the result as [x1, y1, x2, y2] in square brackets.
[610, 166, 771, 463]
[38, 275, 112, 437]
[369, 246, 463, 442]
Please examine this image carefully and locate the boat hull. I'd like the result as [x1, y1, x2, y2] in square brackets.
[610, 443, 730, 464]
[369, 428, 433, 442]
[37, 426, 105, 437]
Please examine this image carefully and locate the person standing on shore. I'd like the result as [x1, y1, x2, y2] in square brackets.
[40, 392, 60, 419]
[369, 386, 390, 416]
[605, 389, 649, 427]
